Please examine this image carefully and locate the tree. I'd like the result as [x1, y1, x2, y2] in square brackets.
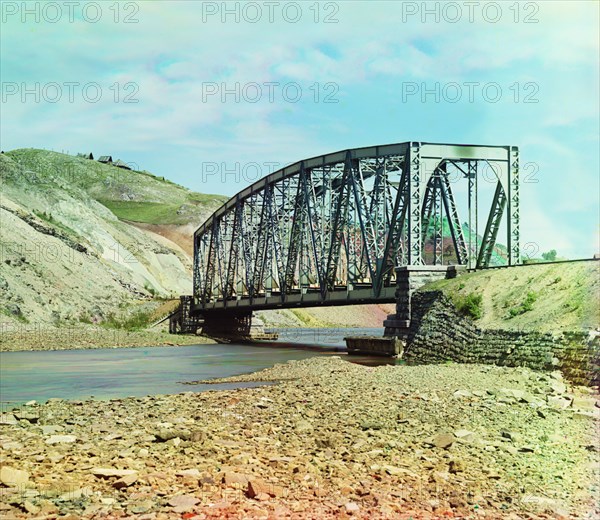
[542, 249, 557, 261]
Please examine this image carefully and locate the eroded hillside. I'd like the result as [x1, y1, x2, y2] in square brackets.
[0, 149, 226, 326]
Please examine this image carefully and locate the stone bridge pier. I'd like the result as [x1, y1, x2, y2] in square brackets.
[346, 265, 462, 356]
[384, 265, 462, 337]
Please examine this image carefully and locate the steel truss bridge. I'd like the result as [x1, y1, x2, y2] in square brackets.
[192, 142, 520, 314]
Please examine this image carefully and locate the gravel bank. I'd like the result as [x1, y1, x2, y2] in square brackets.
[0, 357, 598, 519]
[0, 326, 214, 352]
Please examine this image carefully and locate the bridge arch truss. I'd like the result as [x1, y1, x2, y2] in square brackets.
[193, 142, 520, 312]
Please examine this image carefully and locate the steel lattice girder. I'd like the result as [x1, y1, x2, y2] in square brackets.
[193, 142, 519, 312]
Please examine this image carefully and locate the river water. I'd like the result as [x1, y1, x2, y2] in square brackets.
[0, 327, 387, 405]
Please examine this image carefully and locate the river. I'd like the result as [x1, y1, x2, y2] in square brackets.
[0, 327, 388, 405]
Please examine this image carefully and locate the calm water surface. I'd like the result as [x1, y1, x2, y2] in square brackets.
[0, 328, 387, 404]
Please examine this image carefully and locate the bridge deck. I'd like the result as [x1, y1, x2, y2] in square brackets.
[193, 285, 397, 313]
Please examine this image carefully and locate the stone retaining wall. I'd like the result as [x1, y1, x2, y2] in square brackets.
[404, 291, 599, 387]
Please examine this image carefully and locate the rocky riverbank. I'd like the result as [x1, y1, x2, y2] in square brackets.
[0, 326, 214, 352]
[1, 357, 598, 519]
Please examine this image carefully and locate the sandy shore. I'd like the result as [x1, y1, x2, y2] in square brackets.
[0, 357, 598, 519]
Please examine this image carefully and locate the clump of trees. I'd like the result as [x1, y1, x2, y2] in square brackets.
[541, 249, 557, 261]
[523, 249, 562, 264]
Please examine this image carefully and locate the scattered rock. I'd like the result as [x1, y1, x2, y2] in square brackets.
[498, 388, 526, 401]
[40, 425, 64, 435]
[58, 487, 93, 501]
[246, 479, 271, 499]
[176, 469, 201, 478]
[0, 466, 29, 486]
[571, 395, 598, 411]
[223, 471, 249, 488]
[448, 459, 465, 473]
[167, 494, 199, 513]
[155, 429, 189, 442]
[453, 429, 475, 442]
[453, 389, 473, 398]
[548, 395, 572, 409]
[91, 468, 138, 478]
[0, 413, 18, 425]
[431, 433, 455, 449]
[14, 411, 39, 423]
[189, 430, 206, 442]
[45, 434, 76, 444]
[360, 420, 384, 430]
[519, 445, 535, 453]
[549, 380, 567, 394]
[23, 500, 40, 514]
[500, 430, 518, 442]
[113, 473, 138, 488]
[129, 500, 154, 514]
[0, 357, 595, 519]
[166, 437, 182, 447]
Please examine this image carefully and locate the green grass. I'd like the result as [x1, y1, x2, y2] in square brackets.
[290, 308, 331, 327]
[101, 309, 154, 330]
[4, 148, 228, 227]
[422, 261, 599, 332]
[508, 291, 537, 318]
[188, 192, 228, 204]
[97, 200, 186, 224]
[455, 293, 483, 320]
[4, 149, 226, 227]
[1, 307, 29, 323]
[31, 209, 77, 237]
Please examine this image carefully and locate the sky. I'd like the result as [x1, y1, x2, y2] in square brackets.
[1, 0, 598, 258]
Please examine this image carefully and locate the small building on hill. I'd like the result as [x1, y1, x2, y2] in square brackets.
[113, 159, 132, 170]
[98, 155, 113, 164]
[77, 152, 94, 160]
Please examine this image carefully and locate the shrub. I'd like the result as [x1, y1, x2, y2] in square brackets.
[508, 291, 537, 318]
[102, 310, 153, 330]
[455, 293, 483, 320]
[144, 282, 157, 297]
[78, 312, 93, 324]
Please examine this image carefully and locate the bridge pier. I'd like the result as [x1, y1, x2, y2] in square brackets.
[347, 265, 462, 357]
[200, 311, 278, 343]
[384, 265, 461, 338]
[169, 296, 201, 334]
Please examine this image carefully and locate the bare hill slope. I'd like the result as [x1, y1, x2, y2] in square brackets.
[0, 149, 225, 326]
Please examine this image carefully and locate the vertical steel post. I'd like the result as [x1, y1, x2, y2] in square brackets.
[407, 142, 423, 265]
[508, 146, 520, 265]
[467, 160, 477, 269]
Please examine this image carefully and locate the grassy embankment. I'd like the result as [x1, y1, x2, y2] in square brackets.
[423, 260, 600, 332]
